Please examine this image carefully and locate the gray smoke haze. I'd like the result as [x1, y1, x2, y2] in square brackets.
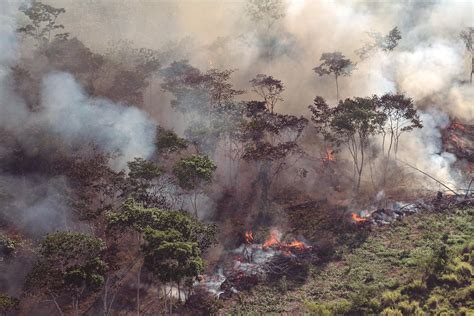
[0, 0, 156, 245]
[39, 72, 156, 168]
[1, 1, 157, 170]
[5, 0, 474, 188]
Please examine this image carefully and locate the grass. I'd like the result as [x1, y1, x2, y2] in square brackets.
[222, 207, 474, 314]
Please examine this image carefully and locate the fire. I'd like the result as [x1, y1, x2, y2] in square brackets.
[325, 148, 335, 161]
[451, 122, 466, 131]
[285, 240, 306, 250]
[244, 231, 254, 244]
[450, 134, 464, 145]
[262, 229, 308, 253]
[351, 213, 368, 223]
[262, 230, 280, 249]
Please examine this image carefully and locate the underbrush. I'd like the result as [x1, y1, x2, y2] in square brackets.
[222, 207, 474, 314]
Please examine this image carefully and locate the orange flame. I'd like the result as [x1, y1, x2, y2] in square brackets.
[285, 240, 306, 250]
[262, 229, 308, 253]
[244, 231, 254, 244]
[352, 213, 368, 223]
[325, 148, 335, 161]
[262, 230, 280, 249]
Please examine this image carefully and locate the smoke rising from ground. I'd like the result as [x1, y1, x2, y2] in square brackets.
[34, 0, 472, 190]
[40, 72, 156, 168]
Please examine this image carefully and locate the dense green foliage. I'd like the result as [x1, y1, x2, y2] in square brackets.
[25, 232, 107, 295]
[172, 154, 217, 191]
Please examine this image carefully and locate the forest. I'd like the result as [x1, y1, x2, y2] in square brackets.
[0, 0, 473, 315]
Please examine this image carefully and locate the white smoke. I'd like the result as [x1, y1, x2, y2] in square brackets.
[39, 72, 156, 168]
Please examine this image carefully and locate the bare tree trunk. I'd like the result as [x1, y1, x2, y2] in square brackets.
[49, 292, 64, 316]
[335, 74, 339, 102]
[470, 55, 473, 84]
[137, 262, 142, 316]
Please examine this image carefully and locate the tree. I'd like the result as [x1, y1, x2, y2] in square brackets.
[123, 158, 166, 208]
[313, 52, 355, 102]
[375, 94, 422, 159]
[240, 99, 307, 214]
[155, 127, 188, 155]
[460, 27, 474, 83]
[356, 27, 402, 60]
[250, 74, 285, 113]
[246, 0, 285, 30]
[142, 227, 203, 314]
[25, 232, 107, 316]
[106, 200, 216, 314]
[309, 96, 386, 192]
[206, 69, 245, 108]
[17, 1, 69, 47]
[172, 155, 217, 218]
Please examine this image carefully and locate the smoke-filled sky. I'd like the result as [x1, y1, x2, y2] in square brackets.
[2, 0, 474, 186]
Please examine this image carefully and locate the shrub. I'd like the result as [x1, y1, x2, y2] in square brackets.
[303, 300, 331, 316]
[0, 234, 16, 259]
[402, 280, 427, 297]
[438, 273, 461, 286]
[396, 300, 425, 315]
[454, 262, 473, 282]
[330, 299, 352, 314]
[0, 294, 19, 314]
[381, 290, 401, 306]
[426, 294, 444, 309]
[380, 307, 403, 316]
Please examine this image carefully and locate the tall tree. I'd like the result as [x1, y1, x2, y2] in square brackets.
[309, 96, 386, 192]
[25, 232, 107, 316]
[106, 200, 216, 314]
[241, 98, 307, 215]
[375, 94, 422, 158]
[356, 27, 402, 60]
[172, 155, 217, 218]
[246, 0, 285, 30]
[460, 27, 474, 83]
[17, 1, 69, 47]
[250, 74, 285, 113]
[313, 52, 355, 102]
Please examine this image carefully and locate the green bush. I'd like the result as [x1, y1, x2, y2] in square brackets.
[330, 299, 352, 314]
[380, 307, 403, 316]
[396, 300, 425, 315]
[438, 273, 461, 286]
[454, 262, 472, 282]
[0, 294, 19, 314]
[381, 290, 401, 306]
[303, 300, 331, 316]
[426, 294, 444, 309]
[401, 280, 427, 297]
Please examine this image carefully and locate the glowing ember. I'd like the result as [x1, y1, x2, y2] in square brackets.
[352, 213, 368, 223]
[244, 231, 254, 244]
[451, 122, 466, 131]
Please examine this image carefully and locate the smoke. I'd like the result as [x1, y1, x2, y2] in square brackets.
[39, 72, 156, 168]
[0, 0, 156, 245]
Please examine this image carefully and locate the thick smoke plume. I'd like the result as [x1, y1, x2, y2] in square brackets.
[40, 72, 156, 168]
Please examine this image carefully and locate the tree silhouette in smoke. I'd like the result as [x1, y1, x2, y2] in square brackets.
[313, 52, 355, 102]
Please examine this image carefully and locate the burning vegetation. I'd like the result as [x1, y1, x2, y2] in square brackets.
[0, 1, 473, 316]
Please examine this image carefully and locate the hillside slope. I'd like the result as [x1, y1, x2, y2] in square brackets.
[222, 206, 474, 315]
